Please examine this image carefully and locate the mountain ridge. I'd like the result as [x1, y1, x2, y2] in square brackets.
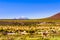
[47, 12, 60, 20]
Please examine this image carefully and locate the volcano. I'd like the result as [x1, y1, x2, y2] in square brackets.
[48, 13, 60, 19]
[19, 16, 29, 20]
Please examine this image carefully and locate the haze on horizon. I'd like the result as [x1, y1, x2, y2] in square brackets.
[0, 0, 60, 19]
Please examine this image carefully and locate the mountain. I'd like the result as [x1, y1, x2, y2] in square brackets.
[48, 13, 60, 19]
[18, 16, 29, 20]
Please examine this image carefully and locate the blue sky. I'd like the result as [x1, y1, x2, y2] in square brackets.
[0, 0, 60, 19]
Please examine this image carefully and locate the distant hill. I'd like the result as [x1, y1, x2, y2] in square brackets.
[18, 16, 29, 20]
[14, 16, 29, 20]
[48, 13, 60, 19]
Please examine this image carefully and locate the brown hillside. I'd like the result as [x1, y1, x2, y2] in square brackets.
[49, 13, 60, 19]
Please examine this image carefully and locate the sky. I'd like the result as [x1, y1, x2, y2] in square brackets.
[0, 0, 60, 19]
